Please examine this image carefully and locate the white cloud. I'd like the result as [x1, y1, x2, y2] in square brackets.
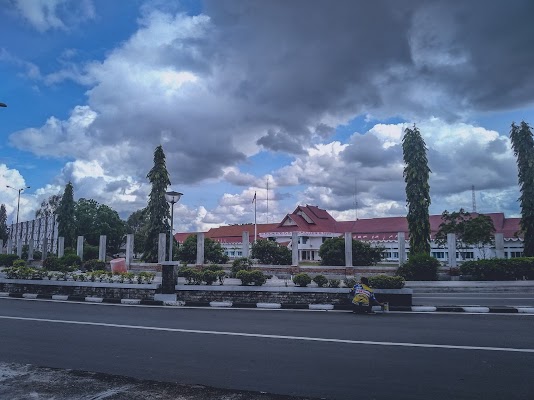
[11, 0, 95, 32]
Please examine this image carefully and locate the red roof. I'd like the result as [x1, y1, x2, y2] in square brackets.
[175, 206, 522, 242]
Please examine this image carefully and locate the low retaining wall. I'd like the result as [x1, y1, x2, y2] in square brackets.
[176, 285, 412, 307]
[0, 279, 158, 299]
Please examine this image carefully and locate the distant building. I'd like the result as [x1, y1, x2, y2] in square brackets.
[175, 205, 523, 262]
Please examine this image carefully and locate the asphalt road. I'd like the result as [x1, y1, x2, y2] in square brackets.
[0, 298, 533, 400]
[413, 292, 534, 307]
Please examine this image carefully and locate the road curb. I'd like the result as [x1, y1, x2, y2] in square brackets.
[0, 292, 532, 314]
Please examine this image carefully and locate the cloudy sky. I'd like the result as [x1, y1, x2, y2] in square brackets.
[1, 0, 533, 232]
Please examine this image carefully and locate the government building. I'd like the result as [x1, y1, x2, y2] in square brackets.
[175, 205, 524, 263]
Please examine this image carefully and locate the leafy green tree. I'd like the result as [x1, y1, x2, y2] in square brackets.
[74, 198, 126, 255]
[177, 234, 229, 264]
[143, 145, 171, 262]
[0, 204, 8, 242]
[126, 208, 148, 256]
[510, 121, 534, 256]
[402, 125, 431, 255]
[251, 239, 292, 265]
[56, 182, 76, 248]
[35, 194, 61, 218]
[436, 209, 496, 259]
[94, 204, 126, 254]
[319, 237, 384, 266]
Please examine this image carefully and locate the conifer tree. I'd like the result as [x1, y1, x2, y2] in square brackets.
[402, 125, 431, 255]
[56, 182, 77, 248]
[510, 121, 534, 256]
[0, 204, 8, 243]
[143, 145, 171, 262]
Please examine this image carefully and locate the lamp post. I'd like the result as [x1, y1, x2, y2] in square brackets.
[165, 190, 182, 262]
[6, 185, 30, 242]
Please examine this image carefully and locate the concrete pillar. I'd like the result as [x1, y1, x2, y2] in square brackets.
[345, 232, 353, 267]
[77, 236, 84, 259]
[291, 232, 299, 266]
[0, 239, 3, 254]
[125, 234, 134, 266]
[57, 237, 65, 258]
[16, 239, 22, 258]
[158, 233, 167, 263]
[6, 238, 13, 255]
[196, 232, 205, 266]
[494, 233, 505, 259]
[447, 233, 457, 268]
[397, 232, 407, 265]
[99, 235, 107, 261]
[28, 239, 34, 261]
[42, 237, 48, 260]
[242, 231, 250, 258]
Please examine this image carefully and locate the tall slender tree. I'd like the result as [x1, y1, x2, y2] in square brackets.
[510, 121, 534, 256]
[143, 145, 171, 262]
[56, 182, 77, 248]
[0, 204, 8, 243]
[402, 125, 431, 255]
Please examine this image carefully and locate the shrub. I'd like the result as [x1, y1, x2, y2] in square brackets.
[293, 273, 312, 287]
[231, 257, 254, 277]
[328, 279, 341, 288]
[60, 254, 82, 268]
[42, 256, 61, 271]
[216, 270, 226, 285]
[13, 259, 27, 268]
[396, 253, 439, 281]
[4, 266, 45, 280]
[83, 244, 99, 261]
[82, 259, 106, 272]
[0, 254, 19, 267]
[236, 269, 266, 286]
[312, 274, 328, 287]
[344, 278, 357, 288]
[202, 270, 218, 285]
[368, 274, 405, 289]
[460, 258, 534, 281]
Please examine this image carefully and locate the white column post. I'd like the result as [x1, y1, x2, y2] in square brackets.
[196, 232, 205, 266]
[242, 231, 250, 258]
[99, 235, 107, 261]
[0, 239, 3, 255]
[57, 237, 65, 257]
[447, 233, 457, 268]
[125, 234, 134, 266]
[158, 233, 166, 263]
[16, 239, 22, 258]
[398, 232, 406, 265]
[77, 236, 84, 259]
[6, 238, 13, 255]
[345, 232, 353, 267]
[291, 232, 299, 266]
[494, 233, 505, 259]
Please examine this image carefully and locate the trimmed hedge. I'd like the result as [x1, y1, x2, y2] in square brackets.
[460, 258, 534, 281]
[397, 253, 440, 281]
[368, 274, 406, 289]
[236, 270, 266, 286]
[293, 273, 312, 287]
[0, 254, 19, 267]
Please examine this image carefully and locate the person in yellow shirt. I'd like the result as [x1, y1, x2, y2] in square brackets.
[350, 277, 384, 314]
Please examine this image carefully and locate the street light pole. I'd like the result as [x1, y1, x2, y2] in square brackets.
[6, 185, 30, 242]
[165, 191, 183, 262]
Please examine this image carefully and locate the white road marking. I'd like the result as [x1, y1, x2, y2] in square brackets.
[0, 315, 533, 354]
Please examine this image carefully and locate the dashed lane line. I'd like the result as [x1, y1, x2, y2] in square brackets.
[1, 315, 533, 354]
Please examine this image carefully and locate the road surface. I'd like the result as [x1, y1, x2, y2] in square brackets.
[0, 298, 533, 400]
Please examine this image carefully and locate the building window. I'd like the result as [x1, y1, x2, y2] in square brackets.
[302, 236, 309, 244]
[393, 252, 399, 258]
[510, 251, 523, 258]
[461, 252, 474, 259]
[432, 251, 446, 259]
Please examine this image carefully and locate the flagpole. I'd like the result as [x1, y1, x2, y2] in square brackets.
[266, 178, 269, 224]
[254, 191, 257, 243]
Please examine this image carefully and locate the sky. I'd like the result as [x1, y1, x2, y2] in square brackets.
[1, 0, 534, 233]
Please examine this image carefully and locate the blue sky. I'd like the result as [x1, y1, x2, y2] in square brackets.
[1, 0, 534, 232]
